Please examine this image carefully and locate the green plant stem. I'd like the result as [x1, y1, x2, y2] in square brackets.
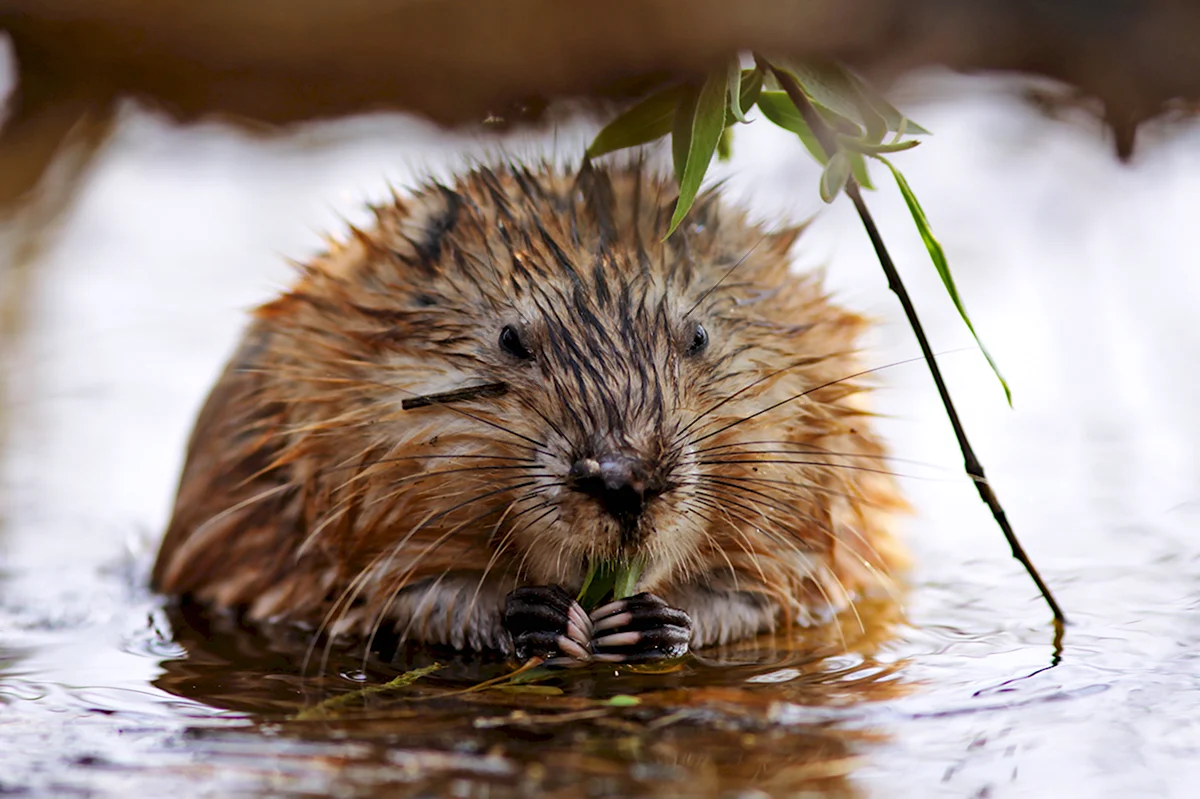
[763, 57, 1067, 630]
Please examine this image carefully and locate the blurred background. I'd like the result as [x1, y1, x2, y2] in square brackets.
[2, 4, 1200, 796]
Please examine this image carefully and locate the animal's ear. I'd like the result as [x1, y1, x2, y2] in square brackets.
[392, 185, 464, 273]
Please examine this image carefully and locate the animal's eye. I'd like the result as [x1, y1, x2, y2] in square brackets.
[499, 325, 533, 360]
[686, 322, 709, 356]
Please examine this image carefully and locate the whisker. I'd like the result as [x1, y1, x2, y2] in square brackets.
[298, 467, 547, 557]
[319, 452, 540, 476]
[685, 354, 933, 447]
[306, 476, 539, 673]
[694, 477, 833, 536]
[693, 479, 898, 611]
[695, 457, 929, 482]
[690, 487, 853, 644]
[682, 232, 769, 318]
[671, 354, 834, 445]
[691, 439, 959, 473]
[464, 502, 558, 622]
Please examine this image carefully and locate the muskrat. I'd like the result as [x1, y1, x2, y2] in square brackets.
[151, 161, 907, 665]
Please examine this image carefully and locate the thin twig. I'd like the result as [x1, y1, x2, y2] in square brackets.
[762, 57, 1066, 630]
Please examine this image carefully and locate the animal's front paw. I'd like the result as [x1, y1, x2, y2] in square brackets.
[589, 592, 692, 663]
[503, 585, 593, 665]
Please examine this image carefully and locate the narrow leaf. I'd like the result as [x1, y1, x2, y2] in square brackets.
[717, 126, 734, 161]
[614, 558, 645, 599]
[848, 71, 930, 135]
[607, 694, 641, 707]
[727, 61, 749, 124]
[819, 150, 851, 203]
[666, 70, 727, 238]
[756, 90, 827, 164]
[725, 67, 763, 125]
[671, 84, 699, 183]
[849, 152, 874, 190]
[587, 83, 686, 159]
[879, 157, 1011, 405]
[775, 59, 882, 138]
[838, 136, 921, 155]
[778, 58, 926, 137]
[577, 558, 645, 609]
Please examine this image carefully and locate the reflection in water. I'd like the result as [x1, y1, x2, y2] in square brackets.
[150, 597, 907, 796]
[151, 597, 909, 796]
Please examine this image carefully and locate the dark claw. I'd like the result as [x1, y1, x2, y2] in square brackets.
[589, 592, 692, 663]
[503, 585, 593, 664]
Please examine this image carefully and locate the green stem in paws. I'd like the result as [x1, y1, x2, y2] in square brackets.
[577, 557, 646, 610]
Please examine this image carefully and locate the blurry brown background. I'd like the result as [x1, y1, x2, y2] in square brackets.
[3, 0, 1200, 209]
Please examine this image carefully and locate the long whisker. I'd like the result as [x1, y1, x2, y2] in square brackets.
[694, 458, 927, 482]
[360, 478, 553, 654]
[319, 452, 540, 475]
[298, 465, 547, 557]
[692, 479, 896, 611]
[693, 477, 832, 536]
[690, 486, 855, 643]
[464, 501, 558, 622]
[306, 476, 538, 673]
[684, 354, 933, 447]
[691, 439, 960, 473]
[682, 232, 769, 318]
[671, 354, 834, 445]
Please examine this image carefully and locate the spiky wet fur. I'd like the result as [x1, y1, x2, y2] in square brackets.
[152, 161, 908, 656]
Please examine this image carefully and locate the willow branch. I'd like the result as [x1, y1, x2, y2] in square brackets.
[762, 57, 1066, 629]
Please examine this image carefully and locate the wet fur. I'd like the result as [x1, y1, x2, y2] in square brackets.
[152, 161, 908, 655]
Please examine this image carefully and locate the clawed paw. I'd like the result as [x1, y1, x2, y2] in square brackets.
[503, 586, 692, 666]
[503, 585, 593, 666]
[589, 592, 692, 663]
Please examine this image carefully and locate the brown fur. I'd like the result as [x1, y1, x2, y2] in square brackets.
[152, 161, 907, 653]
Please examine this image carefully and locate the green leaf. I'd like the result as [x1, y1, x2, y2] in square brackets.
[671, 84, 699, 183]
[776, 59, 926, 139]
[838, 135, 921, 156]
[607, 694, 641, 707]
[587, 83, 686, 159]
[724, 67, 763, 126]
[577, 558, 646, 610]
[727, 61, 749, 124]
[847, 71, 930, 136]
[849, 152, 874, 190]
[614, 558, 645, 599]
[819, 150, 851, 203]
[775, 60, 883, 140]
[717, 126, 734, 161]
[495, 684, 564, 695]
[878, 157, 1011, 405]
[756, 91, 827, 164]
[666, 70, 727, 238]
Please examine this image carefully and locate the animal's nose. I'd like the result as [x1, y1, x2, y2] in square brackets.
[569, 454, 660, 522]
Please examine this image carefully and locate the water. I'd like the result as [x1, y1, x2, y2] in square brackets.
[2, 72, 1199, 797]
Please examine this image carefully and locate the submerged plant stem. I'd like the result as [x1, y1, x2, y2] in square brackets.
[764, 57, 1067, 630]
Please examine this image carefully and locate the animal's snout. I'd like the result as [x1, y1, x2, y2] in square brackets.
[569, 453, 662, 523]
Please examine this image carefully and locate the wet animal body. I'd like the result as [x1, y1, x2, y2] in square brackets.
[152, 162, 906, 665]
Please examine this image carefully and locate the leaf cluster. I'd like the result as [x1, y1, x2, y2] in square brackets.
[586, 55, 1009, 402]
